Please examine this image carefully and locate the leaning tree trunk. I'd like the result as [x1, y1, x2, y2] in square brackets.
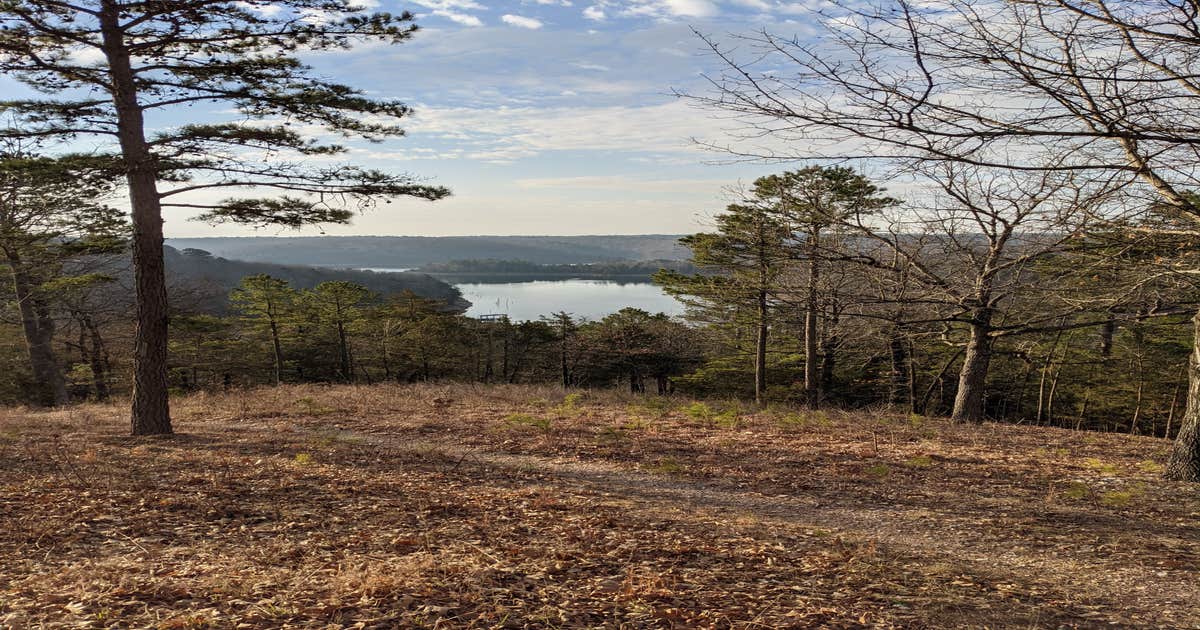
[8, 262, 67, 406]
[1166, 310, 1200, 481]
[951, 314, 994, 423]
[102, 7, 171, 435]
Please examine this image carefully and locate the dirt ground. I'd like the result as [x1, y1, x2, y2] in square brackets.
[2, 383, 1198, 628]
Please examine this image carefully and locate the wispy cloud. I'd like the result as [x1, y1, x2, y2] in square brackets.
[501, 14, 545, 29]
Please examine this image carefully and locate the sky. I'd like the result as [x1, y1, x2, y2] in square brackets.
[163, 0, 830, 237]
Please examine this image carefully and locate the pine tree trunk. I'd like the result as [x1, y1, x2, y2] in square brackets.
[7, 260, 67, 405]
[336, 320, 351, 381]
[83, 313, 110, 401]
[1165, 310, 1200, 481]
[101, 5, 171, 435]
[820, 327, 838, 399]
[951, 315, 993, 423]
[804, 249, 820, 409]
[269, 317, 283, 386]
[888, 330, 907, 408]
[754, 289, 768, 405]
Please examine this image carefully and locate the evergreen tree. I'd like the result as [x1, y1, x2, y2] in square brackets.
[757, 167, 897, 408]
[0, 1, 450, 434]
[657, 201, 791, 404]
[303, 281, 373, 382]
[0, 149, 126, 405]
[229, 275, 298, 386]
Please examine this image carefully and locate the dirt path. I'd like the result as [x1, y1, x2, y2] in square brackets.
[359, 430, 1199, 627]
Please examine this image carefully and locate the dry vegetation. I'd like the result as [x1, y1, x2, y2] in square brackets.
[2, 383, 1199, 628]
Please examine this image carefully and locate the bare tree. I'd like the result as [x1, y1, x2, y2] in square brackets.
[687, 0, 1200, 475]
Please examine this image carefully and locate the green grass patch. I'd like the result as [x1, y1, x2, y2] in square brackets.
[1083, 458, 1119, 475]
[905, 455, 934, 468]
[1136, 460, 1165, 474]
[504, 413, 553, 431]
[647, 457, 685, 474]
[865, 464, 891, 479]
[1063, 481, 1091, 500]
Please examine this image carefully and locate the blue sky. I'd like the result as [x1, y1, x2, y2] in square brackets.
[167, 0, 830, 237]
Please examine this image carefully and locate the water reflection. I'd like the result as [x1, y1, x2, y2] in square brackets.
[456, 279, 684, 321]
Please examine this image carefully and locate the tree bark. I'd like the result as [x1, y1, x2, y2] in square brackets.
[820, 313, 839, 399]
[267, 303, 284, 386]
[804, 229, 820, 409]
[101, 3, 171, 435]
[1166, 310, 1200, 481]
[951, 312, 993, 423]
[754, 288, 768, 405]
[81, 313, 110, 401]
[887, 329, 908, 408]
[7, 260, 67, 406]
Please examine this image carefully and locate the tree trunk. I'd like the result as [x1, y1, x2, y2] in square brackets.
[1166, 310, 1200, 481]
[268, 316, 284, 386]
[754, 289, 768, 405]
[336, 320, 351, 381]
[804, 246, 820, 409]
[820, 323, 838, 400]
[951, 314, 993, 423]
[101, 5, 171, 435]
[7, 261, 67, 406]
[82, 313, 110, 401]
[888, 329, 908, 408]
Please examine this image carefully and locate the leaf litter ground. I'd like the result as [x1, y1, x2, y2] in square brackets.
[2, 384, 1198, 628]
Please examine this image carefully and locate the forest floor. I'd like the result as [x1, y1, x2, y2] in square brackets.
[2, 384, 1199, 629]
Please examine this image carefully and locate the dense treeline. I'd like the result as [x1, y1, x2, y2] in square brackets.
[167, 236, 691, 267]
[654, 167, 1195, 437]
[2, 274, 703, 400]
[2, 162, 1195, 440]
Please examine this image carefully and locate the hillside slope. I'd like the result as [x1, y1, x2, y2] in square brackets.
[2, 384, 1197, 627]
[165, 247, 467, 312]
[165, 235, 690, 267]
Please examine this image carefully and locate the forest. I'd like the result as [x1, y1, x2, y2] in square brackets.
[7, 165, 1194, 444]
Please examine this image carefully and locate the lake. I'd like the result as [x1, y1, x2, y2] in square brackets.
[456, 279, 684, 321]
[359, 268, 686, 321]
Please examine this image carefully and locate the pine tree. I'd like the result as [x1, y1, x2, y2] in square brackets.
[0, 2, 450, 434]
[0, 148, 126, 406]
[657, 201, 791, 404]
[230, 275, 298, 386]
[755, 167, 897, 409]
[303, 281, 373, 382]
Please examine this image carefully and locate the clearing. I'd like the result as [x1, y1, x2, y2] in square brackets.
[2, 384, 1198, 628]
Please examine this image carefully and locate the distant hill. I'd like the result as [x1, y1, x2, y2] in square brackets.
[164, 246, 467, 312]
[165, 235, 690, 267]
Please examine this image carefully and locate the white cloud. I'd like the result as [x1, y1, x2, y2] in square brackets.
[583, 5, 606, 20]
[515, 175, 723, 193]
[410, 0, 485, 10]
[501, 14, 545, 29]
[435, 9, 483, 26]
[616, 0, 719, 19]
[408, 101, 720, 161]
[571, 61, 611, 72]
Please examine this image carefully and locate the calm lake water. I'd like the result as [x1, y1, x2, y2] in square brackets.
[359, 268, 685, 321]
[456, 279, 684, 321]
